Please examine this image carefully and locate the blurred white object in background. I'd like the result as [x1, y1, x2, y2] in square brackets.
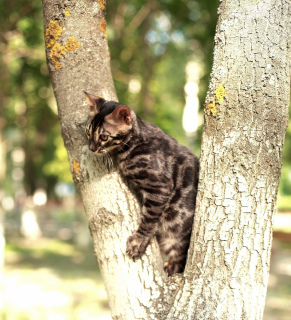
[33, 188, 47, 206]
[182, 60, 203, 136]
[21, 209, 42, 240]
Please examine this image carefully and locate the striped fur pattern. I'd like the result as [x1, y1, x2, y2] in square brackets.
[85, 92, 199, 276]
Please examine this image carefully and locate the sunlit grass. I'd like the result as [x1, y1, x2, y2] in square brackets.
[2, 232, 291, 320]
[1, 238, 111, 320]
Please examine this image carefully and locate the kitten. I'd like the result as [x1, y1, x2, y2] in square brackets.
[84, 92, 199, 276]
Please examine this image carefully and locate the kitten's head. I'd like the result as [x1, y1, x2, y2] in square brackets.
[84, 92, 133, 154]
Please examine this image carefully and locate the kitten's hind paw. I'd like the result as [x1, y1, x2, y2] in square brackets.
[164, 262, 184, 276]
[126, 233, 149, 258]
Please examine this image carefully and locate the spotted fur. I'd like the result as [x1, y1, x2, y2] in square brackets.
[84, 92, 199, 276]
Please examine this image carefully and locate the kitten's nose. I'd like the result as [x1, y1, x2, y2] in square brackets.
[89, 142, 97, 152]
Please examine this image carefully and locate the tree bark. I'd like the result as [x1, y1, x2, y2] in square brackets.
[42, 1, 176, 319]
[42, 0, 290, 319]
[166, 0, 291, 319]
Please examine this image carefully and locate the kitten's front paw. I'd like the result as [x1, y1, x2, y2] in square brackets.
[126, 233, 149, 258]
[164, 262, 184, 276]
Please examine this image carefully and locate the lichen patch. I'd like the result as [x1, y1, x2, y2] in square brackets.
[207, 102, 217, 116]
[64, 8, 71, 17]
[100, 19, 107, 37]
[73, 160, 81, 178]
[98, 0, 106, 11]
[45, 20, 63, 48]
[45, 17, 81, 71]
[50, 43, 67, 70]
[214, 85, 226, 103]
[65, 37, 81, 52]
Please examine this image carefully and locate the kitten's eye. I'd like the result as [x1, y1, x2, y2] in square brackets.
[100, 134, 109, 141]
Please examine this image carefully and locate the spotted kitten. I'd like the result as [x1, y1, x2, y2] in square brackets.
[84, 92, 199, 276]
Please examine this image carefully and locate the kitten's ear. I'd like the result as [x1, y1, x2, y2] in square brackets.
[108, 106, 131, 125]
[84, 92, 106, 114]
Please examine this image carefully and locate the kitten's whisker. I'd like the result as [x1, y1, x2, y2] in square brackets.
[108, 154, 113, 171]
[102, 152, 107, 168]
[104, 150, 113, 171]
[106, 153, 110, 172]
[104, 152, 109, 171]
[121, 142, 130, 148]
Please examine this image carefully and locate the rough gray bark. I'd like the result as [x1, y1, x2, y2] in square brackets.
[42, 1, 177, 319]
[42, 0, 290, 319]
[166, 1, 291, 319]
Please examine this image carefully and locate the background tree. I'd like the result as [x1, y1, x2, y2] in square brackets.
[42, 0, 290, 319]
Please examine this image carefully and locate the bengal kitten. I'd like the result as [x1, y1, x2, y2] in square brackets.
[84, 92, 199, 276]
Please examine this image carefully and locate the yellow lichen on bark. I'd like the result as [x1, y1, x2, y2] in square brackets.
[204, 102, 217, 116]
[204, 85, 224, 116]
[98, 0, 106, 11]
[64, 8, 70, 17]
[50, 43, 67, 70]
[45, 20, 63, 48]
[45, 19, 81, 70]
[72, 160, 81, 178]
[214, 85, 226, 103]
[100, 19, 107, 37]
[65, 37, 81, 52]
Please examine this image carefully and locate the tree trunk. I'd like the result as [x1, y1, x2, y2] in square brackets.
[166, 0, 291, 319]
[42, 1, 176, 319]
[42, 0, 290, 319]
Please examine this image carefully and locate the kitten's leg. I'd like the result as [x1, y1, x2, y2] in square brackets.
[126, 196, 168, 258]
[126, 232, 150, 258]
[158, 231, 190, 276]
[163, 252, 187, 276]
[159, 207, 194, 276]
[164, 259, 186, 276]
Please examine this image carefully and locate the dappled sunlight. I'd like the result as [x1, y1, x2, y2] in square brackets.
[1, 238, 111, 320]
[1, 229, 291, 319]
[2, 268, 110, 319]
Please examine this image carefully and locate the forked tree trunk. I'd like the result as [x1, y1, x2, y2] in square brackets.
[42, 0, 290, 319]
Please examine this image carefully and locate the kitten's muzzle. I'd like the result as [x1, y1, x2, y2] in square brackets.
[89, 143, 105, 154]
[89, 142, 97, 152]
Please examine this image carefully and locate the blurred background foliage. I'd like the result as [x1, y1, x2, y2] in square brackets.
[1, 0, 291, 204]
[0, 0, 291, 319]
